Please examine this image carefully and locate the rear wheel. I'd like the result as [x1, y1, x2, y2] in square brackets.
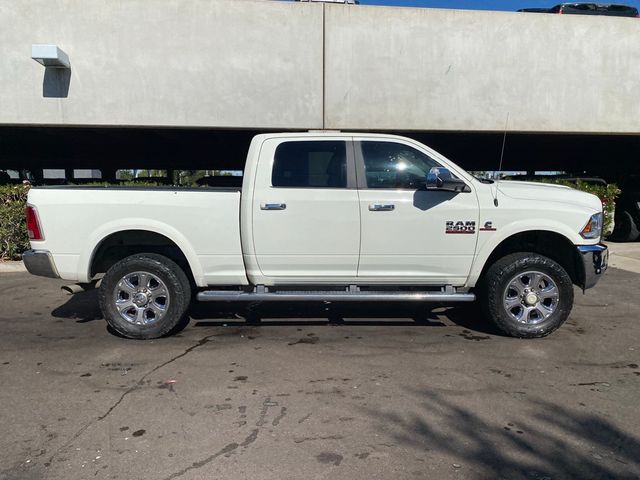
[480, 252, 574, 338]
[98, 253, 191, 339]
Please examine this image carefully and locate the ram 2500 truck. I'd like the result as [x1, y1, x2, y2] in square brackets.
[23, 133, 608, 339]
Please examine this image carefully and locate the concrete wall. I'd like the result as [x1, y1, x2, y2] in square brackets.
[0, 0, 324, 128]
[324, 5, 640, 133]
[1, 0, 639, 133]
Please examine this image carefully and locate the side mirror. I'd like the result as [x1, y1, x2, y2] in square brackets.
[425, 167, 470, 193]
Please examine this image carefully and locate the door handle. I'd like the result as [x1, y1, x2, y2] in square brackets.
[369, 203, 395, 211]
[261, 203, 286, 210]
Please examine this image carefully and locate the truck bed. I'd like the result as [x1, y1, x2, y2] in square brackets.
[27, 186, 246, 286]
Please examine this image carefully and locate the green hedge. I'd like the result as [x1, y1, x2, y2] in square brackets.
[524, 179, 620, 235]
[0, 184, 30, 260]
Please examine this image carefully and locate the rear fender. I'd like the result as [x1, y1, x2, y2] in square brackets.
[80, 219, 206, 286]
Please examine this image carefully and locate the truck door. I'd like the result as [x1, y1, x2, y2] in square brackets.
[251, 137, 360, 279]
[355, 138, 479, 285]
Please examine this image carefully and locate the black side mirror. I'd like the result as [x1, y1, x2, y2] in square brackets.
[425, 167, 470, 193]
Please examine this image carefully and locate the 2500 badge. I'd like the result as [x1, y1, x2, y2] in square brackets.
[445, 220, 497, 234]
[446, 221, 476, 234]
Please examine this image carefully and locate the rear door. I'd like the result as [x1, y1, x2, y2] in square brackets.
[251, 136, 361, 279]
[355, 138, 480, 285]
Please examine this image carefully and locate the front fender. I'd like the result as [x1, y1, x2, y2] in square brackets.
[465, 219, 585, 288]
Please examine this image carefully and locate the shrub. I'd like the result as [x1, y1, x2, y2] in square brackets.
[0, 184, 30, 260]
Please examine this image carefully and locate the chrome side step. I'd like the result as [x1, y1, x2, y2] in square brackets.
[197, 285, 475, 303]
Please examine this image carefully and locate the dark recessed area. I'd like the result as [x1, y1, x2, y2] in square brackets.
[1, 126, 639, 182]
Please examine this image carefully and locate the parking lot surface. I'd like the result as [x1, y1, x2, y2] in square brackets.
[0, 267, 639, 480]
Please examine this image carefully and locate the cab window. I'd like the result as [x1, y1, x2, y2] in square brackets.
[361, 141, 440, 189]
[272, 141, 347, 188]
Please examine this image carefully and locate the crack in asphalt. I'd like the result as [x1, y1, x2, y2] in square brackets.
[293, 434, 344, 444]
[45, 334, 216, 466]
[163, 429, 260, 480]
[98, 334, 215, 421]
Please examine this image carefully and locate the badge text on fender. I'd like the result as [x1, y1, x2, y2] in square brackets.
[446, 221, 476, 234]
[479, 221, 497, 231]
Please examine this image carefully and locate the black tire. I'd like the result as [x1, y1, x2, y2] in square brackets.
[611, 209, 640, 242]
[479, 252, 574, 338]
[98, 253, 191, 339]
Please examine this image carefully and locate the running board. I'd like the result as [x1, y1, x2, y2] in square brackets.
[196, 286, 475, 303]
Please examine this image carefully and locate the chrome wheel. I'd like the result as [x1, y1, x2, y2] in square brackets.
[503, 270, 559, 325]
[113, 271, 170, 325]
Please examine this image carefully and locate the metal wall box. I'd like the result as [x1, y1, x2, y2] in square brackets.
[31, 44, 70, 68]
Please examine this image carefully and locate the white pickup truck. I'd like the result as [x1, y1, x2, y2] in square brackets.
[23, 132, 608, 339]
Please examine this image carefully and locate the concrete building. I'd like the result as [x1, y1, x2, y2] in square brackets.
[1, 0, 639, 176]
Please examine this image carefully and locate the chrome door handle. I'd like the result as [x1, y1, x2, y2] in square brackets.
[369, 203, 395, 211]
[261, 203, 286, 210]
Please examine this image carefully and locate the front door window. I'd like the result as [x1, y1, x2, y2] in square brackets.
[361, 141, 441, 189]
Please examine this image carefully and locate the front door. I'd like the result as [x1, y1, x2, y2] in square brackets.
[355, 138, 479, 285]
[251, 137, 360, 280]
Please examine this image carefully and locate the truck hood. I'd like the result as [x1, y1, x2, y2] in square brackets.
[496, 180, 602, 212]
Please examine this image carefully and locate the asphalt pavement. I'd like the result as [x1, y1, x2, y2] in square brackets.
[0, 266, 639, 480]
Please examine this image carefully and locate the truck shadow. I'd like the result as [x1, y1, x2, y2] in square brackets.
[360, 386, 640, 479]
[51, 289, 103, 323]
[189, 301, 500, 334]
[51, 290, 500, 335]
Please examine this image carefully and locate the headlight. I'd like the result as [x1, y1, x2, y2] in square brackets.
[580, 212, 603, 239]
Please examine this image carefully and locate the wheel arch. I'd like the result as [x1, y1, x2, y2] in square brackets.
[469, 230, 583, 289]
[83, 223, 205, 287]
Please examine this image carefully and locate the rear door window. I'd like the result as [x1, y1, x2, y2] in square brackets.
[272, 141, 347, 188]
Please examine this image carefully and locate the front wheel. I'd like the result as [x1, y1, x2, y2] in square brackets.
[98, 253, 192, 339]
[480, 252, 574, 338]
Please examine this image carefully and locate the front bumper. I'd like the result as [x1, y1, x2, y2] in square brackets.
[22, 249, 60, 279]
[577, 244, 608, 290]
